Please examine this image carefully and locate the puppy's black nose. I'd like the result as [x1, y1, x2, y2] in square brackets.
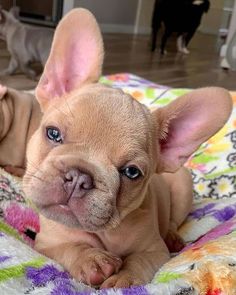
[64, 168, 94, 198]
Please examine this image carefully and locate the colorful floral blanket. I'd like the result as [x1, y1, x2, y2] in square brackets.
[0, 73, 236, 295]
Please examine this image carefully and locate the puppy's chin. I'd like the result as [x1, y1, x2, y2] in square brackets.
[40, 204, 81, 228]
[39, 203, 120, 232]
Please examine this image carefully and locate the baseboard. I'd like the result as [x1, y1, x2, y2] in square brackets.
[99, 24, 135, 34]
[99, 24, 216, 36]
[198, 27, 218, 35]
[99, 24, 151, 35]
[135, 26, 151, 35]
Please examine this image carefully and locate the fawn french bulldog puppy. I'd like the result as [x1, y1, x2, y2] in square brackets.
[23, 9, 232, 288]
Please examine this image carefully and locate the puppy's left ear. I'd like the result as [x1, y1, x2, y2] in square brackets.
[0, 8, 5, 24]
[153, 87, 232, 172]
[36, 8, 104, 111]
[9, 6, 20, 19]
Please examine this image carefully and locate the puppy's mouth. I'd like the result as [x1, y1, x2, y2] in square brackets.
[38, 201, 116, 232]
[24, 158, 120, 232]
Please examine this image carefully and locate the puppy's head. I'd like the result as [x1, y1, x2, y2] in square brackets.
[23, 9, 232, 232]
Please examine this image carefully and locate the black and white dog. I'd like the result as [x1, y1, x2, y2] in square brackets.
[151, 0, 210, 54]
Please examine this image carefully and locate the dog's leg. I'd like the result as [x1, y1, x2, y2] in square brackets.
[151, 0, 163, 52]
[160, 29, 172, 55]
[0, 57, 18, 76]
[176, 34, 184, 52]
[101, 238, 170, 288]
[162, 167, 193, 252]
[151, 28, 158, 52]
[185, 27, 197, 47]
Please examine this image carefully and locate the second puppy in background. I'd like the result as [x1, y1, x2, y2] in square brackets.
[0, 6, 54, 79]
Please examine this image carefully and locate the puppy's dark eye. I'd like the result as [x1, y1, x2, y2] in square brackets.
[46, 127, 63, 144]
[120, 166, 142, 180]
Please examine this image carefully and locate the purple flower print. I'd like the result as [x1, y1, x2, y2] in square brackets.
[26, 264, 70, 287]
[213, 206, 236, 222]
[51, 281, 87, 295]
[122, 286, 149, 295]
[190, 202, 236, 223]
[0, 255, 11, 263]
[190, 203, 216, 219]
[26, 264, 92, 295]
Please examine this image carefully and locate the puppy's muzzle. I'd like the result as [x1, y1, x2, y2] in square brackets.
[64, 168, 94, 199]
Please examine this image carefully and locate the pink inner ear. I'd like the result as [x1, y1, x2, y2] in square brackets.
[64, 33, 98, 92]
[159, 103, 215, 171]
[160, 120, 200, 168]
[44, 32, 100, 99]
[37, 9, 104, 105]
[157, 87, 232, 172]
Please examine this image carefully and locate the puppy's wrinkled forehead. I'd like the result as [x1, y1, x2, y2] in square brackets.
[44, 85, 153, 158]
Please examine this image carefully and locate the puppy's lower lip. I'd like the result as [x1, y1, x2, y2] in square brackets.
[59, 204, 70, 211]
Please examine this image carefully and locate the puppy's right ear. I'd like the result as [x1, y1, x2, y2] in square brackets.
[0, 8, 5, 24]
[36, 8, 104, 111]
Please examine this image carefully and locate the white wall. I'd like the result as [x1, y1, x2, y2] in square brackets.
[135, 0, 155, 34]
[71, 0, 138, 33]
[226, 0, 236, 43]
[135, 0, 225, 36]
[199, 0, 225, 35]
[63, 0, 225, 36]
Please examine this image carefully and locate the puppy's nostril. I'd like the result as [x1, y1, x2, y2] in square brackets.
[80, 175, 94, 190]
[64, 169, 94, 198]
[65, 174, 73, 182]
[65, 169, 78, 182]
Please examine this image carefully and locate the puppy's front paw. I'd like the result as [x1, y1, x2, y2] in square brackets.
[70, 248, 122, 286]
[101, 271, 144, 288]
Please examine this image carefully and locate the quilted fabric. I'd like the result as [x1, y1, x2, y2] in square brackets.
[0, 73, 235, 294]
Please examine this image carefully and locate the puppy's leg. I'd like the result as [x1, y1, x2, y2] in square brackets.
[19, 62, 37, 80]
[162, 167, 193, 252]
[0, 57, 18, 76]
[36, 216, 122, 286]
[101, 238, 170, 288]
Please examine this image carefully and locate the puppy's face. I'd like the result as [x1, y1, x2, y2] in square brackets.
[23, 84, 157, 231]
[23, 9, 232, 233]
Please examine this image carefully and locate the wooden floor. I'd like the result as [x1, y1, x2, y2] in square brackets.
[103, 32, 236, 90]
[0, 32, 236, 90]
